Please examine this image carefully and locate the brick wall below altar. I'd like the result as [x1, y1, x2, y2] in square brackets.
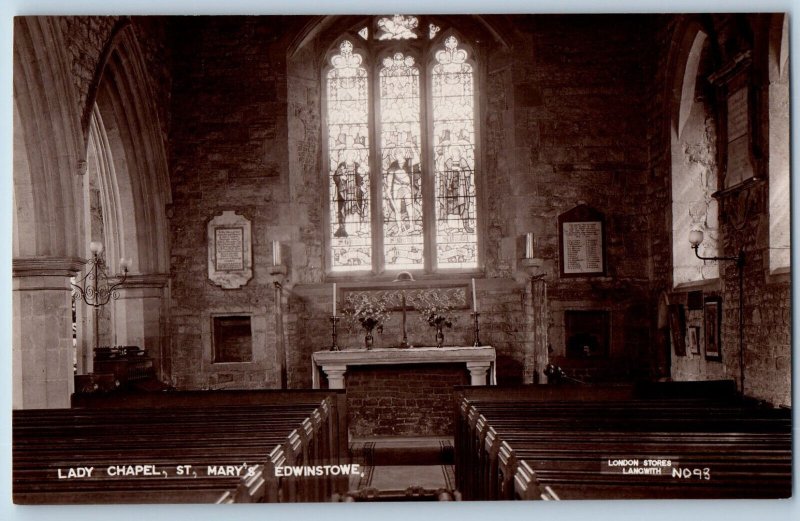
[344, 363, 469, 437]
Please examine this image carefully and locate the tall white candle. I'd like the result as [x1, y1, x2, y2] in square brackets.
[525, 232, 534, 259]
[472, 278, 478, 312]
[272, 240, 281, 266]
[333, 283, 337, 316]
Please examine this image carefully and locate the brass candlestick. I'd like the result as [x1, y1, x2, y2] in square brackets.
[393, 271, 415, 349]
[399, 290, 410, 349]
[471, 312, 482, 347]
[330, 316, 340, 351]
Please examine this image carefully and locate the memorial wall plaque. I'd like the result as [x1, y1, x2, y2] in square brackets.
[708, 52, 757, 191]
[724, 87, 754, 187]
[215, 228, 245, 271]
[558, 204, 606, 277]
[207, 211, 253, 289]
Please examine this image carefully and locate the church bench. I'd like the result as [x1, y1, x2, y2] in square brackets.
[515, 468, 792, 500]
[454, 383, 792, 501]
[14, 410, 329, 503]
[13, 488, 247, 505]
[505, 442, 791, 498]
[14, 390, 348, 504]
[461, 423, 791, 500]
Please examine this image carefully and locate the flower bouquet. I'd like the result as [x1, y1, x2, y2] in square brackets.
[414, 290, 458, 348]
[343, 293, 391, 349]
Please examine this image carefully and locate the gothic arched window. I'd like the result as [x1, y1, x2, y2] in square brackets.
[671, 27, 719, 286]
[325, 16, 479, 274]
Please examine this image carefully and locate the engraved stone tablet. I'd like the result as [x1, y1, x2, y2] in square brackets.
[725, 87, 754, 188]
[208, 211, 252, 289]
[562, 222, 603, 274]
[558, 204, 606, 278]
[215, 228, 244, 271]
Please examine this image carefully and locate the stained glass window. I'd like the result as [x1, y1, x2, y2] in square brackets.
[377, 15, 419, 40]
[326, 21, 479, 274]
[327, 40, 372, 271]
[380, 53, 424, 269]
[432, 36, 477, 268]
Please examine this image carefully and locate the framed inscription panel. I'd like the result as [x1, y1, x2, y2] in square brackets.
[558, 204, 606, 277]
[725, 87, 754, 187]
[708, 50, 758, 190]
[214, 227, 245, 271]
[207, 211, 253, 289]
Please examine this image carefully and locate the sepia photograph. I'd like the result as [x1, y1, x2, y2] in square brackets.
[6, 5, 794, 514]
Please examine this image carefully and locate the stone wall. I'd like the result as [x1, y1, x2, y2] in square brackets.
[165, 15, 658, 390]
[58, 16, 120, 128]
[58, 17, 172, 138]
[161, 15, 788, 404]
[504, 16, 654, 381]
[167, 17, 302, 389]
[645, 14, 791, 406]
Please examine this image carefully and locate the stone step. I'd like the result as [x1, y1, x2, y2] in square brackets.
[350, 437, 454, 466]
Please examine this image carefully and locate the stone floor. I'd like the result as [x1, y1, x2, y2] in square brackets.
[348, 436, 456, 499]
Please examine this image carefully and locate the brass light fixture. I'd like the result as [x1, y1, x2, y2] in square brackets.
[689, 230, 746, 392]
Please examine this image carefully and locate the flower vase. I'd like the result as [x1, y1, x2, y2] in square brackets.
[364, 330, 374, 350]
[435, 323, 445, 348]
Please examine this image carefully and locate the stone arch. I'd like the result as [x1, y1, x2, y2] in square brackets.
[13, 18, 86, 408]
[13, 97, 36, 258]
[87, 22, 171, 275]
[13, 17, 85, 259]
[766, 13, 790, 272]
[669, 21, 720, 287]
[79, 22, 172, 378]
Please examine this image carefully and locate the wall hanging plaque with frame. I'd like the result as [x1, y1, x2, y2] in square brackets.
[708, 50, 759, 190]
[688, 325, 701, 356]
[558, 203, 606, 277]
[207, 210, 253, 289]
[668, 304, 686, 357]
[704, 297, 722, 361]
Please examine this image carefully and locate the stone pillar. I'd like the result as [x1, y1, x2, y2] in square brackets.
[322, 365, 347, 389]
[112, 274, 169, 380]
[13, 257, 85, 409]
[527, 276, 550, 384]
[466, 361, 491, 385]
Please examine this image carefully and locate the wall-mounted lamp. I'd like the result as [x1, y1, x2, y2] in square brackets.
[71, 243, 130, 308]
[688, 230, 746, 393]
[71, 243, 130, 352]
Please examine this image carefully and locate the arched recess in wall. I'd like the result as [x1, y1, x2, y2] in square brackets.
[767, 13, 790, 273]
[77, 21, 172, 376]
[670, 21, 720, 287]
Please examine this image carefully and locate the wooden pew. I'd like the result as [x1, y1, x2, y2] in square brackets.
[14, 389, 349, 504]
[454, 382, 792, 501]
